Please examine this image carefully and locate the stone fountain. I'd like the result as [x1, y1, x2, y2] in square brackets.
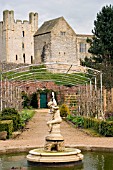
[27, 92, 83, 165]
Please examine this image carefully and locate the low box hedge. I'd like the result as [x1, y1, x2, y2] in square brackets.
[0, 120, 13, 139]
[83, 117, 113, 137]
[0, 108, 20, 131]
[1, 115, 20, 131]
[67, 115, 113, 137]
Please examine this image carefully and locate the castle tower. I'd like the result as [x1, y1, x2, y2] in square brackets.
[3, 10, 14, 30]
[0, 10, 38, 64]
[2, 10, 15, 62]
[29, 12, 38, 32]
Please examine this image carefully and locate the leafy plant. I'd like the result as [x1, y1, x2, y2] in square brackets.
[72, 116, 84, 127]
[67, 114, 74, 121]
[19, 109, 35, 129]
[60, 104, 70, 117]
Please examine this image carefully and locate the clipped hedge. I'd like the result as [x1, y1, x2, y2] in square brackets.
[67, 115, 113, 137]
[1, 115, 20, 131]
[0, 120, 13, 139]
[83, 117, 113, 137]
[1, 108, 19, 116]
[0, 108, 20, 131]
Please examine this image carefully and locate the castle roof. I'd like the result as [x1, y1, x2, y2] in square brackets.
[34, 17, 64, 36]
[76, 34, 93, 37]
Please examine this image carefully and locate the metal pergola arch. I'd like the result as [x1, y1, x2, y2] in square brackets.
[0, 62, 103, 117]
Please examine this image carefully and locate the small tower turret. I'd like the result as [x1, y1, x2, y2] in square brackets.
[29, 12, 38, 32]
[3, 10, 14, 30]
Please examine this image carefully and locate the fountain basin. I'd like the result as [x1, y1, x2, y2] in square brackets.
[27, 147, 83, 163]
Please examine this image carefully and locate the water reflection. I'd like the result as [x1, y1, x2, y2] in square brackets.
[83, 152, 113, 170]
[0, 151, 113, 170]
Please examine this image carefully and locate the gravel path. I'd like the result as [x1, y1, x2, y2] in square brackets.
[0, 109, 113, 153]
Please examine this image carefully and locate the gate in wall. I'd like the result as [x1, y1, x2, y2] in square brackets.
[40, 93, 47, 108]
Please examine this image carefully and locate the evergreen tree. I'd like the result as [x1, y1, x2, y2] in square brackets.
[82, 5, 113, 89]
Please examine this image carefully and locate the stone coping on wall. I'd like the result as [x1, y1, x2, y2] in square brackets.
[0, 145, 113, 155]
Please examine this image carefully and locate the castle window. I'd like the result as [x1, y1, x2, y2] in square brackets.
[79, 43, 86, 53]
[22, 31, 25, 37]
[16, 55, 18, 60]
[59, 52, 60, 55]
[31, 56, 33, 64]
[22, 43, 24, 49]
[64, 52, 65, 55]
[23, 54, 25, 63]
[60, 31, 66, 36]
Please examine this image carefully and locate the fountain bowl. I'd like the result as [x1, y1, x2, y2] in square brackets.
[27, 147, 83, 165]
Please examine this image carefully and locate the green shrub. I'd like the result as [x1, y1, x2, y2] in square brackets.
[83, 117, 113, 137]
[1, 115, 19, 131]
[67, 115, 113, 137]
[19, 109, 35, 129]
[1, 108, 20, 131]
[60, 104, 70, 117]
[72, 116, 84, 127]
[0, 120, 13, 139]
[1, 108, 19, 116]
[67, 114, 74, 121]
[67, 115, 84, 127]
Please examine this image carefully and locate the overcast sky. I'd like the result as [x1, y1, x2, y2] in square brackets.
[0, 0, 113, 34]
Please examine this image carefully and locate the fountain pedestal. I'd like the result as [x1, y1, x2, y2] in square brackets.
[44, 123, 65, 152]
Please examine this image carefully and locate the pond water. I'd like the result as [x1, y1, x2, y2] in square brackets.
[0, 151, 113, 170]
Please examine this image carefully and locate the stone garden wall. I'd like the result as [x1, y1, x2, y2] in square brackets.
[0, 61, 29, 72]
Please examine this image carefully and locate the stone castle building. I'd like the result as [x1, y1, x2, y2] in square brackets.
[34, 17, 92, 65]
[0, 10, 38, 64]
[0, 10, 92, 66]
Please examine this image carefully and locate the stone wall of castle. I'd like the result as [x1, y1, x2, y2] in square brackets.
[76, 34, 93, 60]
[0, 10, 38, 64]
[34, 17, 80, 65]
[50, 18, 78, 64]
[34, 17, 92, 65]
[34, 33, 51, 63]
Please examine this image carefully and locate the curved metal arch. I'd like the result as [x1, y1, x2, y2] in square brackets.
[10, 71, 90, 85]
[0, 62, 103, 118]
